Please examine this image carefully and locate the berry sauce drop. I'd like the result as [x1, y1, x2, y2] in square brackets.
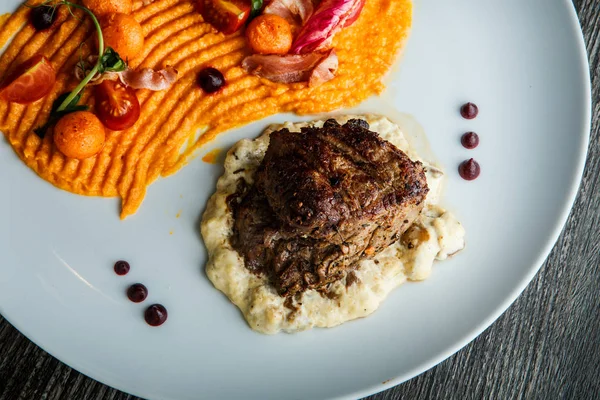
[461, 132, 479, 149]
[145, 304, 168, 326]
[127, 283, 148, 303]
[458, 158, 481, 180]
[460, 102, 479, 119]
[114, 260, 130, 276]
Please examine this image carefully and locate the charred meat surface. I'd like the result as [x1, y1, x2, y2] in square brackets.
[230, 119, 429, 296]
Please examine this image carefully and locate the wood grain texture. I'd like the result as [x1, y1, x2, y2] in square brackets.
[1, 0, 599, 399]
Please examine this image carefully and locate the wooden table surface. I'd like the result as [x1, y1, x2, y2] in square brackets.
[1, 1, 599, 399]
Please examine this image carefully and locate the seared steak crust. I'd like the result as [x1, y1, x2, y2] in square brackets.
[231, 119, 428, 296]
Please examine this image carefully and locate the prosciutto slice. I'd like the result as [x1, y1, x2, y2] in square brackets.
[242, 50, 337, 87]
[263, 0, 314, 24]
[308, 50, 338, 87]
[291, 0, 365, 54]
[74, 59, 178, 91]
[119, 66, 178, 90]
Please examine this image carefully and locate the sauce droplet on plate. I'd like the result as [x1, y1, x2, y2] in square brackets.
[145, 304, 168, 326]
[461, 132, 479, 149]
[127, 283, 148, 303]
[114, 260, 130, 276]
[202, 148, 222, 164]
[458, 158, 481, 180]
[460, 102, 479, 119]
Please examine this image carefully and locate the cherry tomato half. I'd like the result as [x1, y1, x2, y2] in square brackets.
[94, 80, 140, 131]
[0, 55, 56, 104]
[197, 0, 251, 35]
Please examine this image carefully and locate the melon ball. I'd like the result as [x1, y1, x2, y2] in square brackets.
[82, 0, 133, 17]
[98, 13, 145, 61]
[53, 111, 106, 159]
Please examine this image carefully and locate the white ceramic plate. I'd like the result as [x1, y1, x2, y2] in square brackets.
[0, 1, 591, 399]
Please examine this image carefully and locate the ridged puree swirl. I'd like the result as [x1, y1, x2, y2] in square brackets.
[0, 0, 412, 218]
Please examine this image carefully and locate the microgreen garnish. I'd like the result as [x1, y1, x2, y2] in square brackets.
[34, 92, 88, 138]
[250, 0, 263, 19]
[75, 47, 127, 80]
[98, 48, 127, 73]
[31, 1, 127, 137]
[52, 1, 125, 112]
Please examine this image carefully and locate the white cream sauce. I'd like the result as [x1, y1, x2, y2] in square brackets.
[201, 115, 465, 334]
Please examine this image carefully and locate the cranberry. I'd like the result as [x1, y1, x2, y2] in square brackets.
[458, 158, 481, 180]
[114, 260, 130, 276]
[127, 283, 148, 303]
[460, 102, 479, 119]
[198, 67, 225, 93]
[461, 132, 479, 149]
[145, 304, 168, 326]
[30, 5, 56, 31]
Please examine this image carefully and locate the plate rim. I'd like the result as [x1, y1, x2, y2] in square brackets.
[343, 1, 593, 398]
[0, 0, 592, 399]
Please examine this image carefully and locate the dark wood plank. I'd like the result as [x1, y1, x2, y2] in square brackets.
[1, 0, 598, 399]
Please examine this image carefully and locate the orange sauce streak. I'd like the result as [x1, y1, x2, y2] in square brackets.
[201, 147, 222, 164]
[0, 0, 412, 218]
[0, 13, 10, 30]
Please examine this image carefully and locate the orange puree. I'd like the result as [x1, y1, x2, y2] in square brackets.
[0, 0, 412, 218]
[201, 148, 222, 164]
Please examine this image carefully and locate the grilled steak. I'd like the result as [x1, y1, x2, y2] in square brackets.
[230, 119, 429, 297]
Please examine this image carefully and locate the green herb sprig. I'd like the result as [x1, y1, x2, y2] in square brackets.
[34, 92, 87, 137]
[33, 1, 127, 137]
[55, 1, 106, 112]
[250, 0, 264, 20]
